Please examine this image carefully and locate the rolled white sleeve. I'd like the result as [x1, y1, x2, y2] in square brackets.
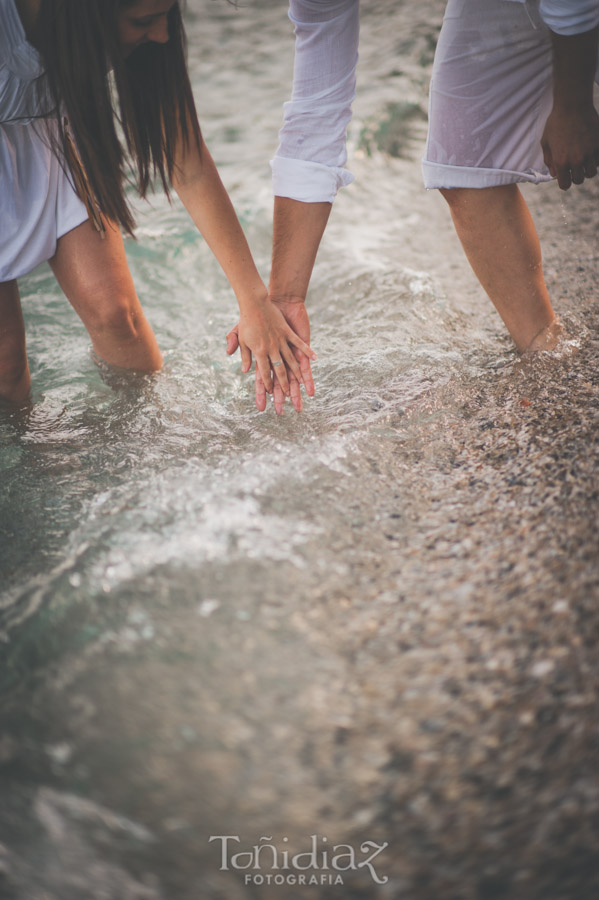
[271, 0, 359, 203]
[540, 0, 599, 35]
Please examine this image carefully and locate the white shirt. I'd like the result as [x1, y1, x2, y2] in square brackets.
[271, 0, 359, 203]
[271, 0, 599, 203]
[538, 0, 599, 35]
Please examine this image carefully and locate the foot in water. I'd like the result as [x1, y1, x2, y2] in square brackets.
[524, 317, 565, 353]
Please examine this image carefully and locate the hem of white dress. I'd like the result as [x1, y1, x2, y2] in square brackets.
[1, 205, 89, 282]
[422, 160, 553, 189]
[55, 205, 90, 243]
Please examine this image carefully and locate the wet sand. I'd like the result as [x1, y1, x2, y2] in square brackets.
[1, 2, 598, 899]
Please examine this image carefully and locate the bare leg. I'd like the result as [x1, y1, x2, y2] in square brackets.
[49, 220, 163, 371]
[440, 185, 562, 352]
[0, 280, 31, 405]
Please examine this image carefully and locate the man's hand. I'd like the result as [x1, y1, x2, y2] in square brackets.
[226, 297, 314, 414]
[541, 105, 599, 189]
[542, 26, 599, 190]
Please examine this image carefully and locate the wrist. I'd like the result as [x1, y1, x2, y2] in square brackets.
[268, 293, 306, 305]
[236, 284, 269, 314]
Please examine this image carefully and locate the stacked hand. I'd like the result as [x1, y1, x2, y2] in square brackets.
[226, 297, 315, 414]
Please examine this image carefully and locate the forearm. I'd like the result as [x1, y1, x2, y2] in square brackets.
[268, 197, 331, 301]
[551, 26, 598, 109]
[173, 140, 266, 312]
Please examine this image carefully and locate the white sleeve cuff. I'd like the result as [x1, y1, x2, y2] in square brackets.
[540, 0, 599, 35]
[270, 156, 354, 203]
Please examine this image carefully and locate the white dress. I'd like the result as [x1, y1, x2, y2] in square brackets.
[0, 0, 87, 282]
[272, 0, 599, 200]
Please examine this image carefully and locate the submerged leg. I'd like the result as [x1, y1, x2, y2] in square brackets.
[49, 219, 163, 372]
[440, 184, 562, 352]
[0, 280, 31, 405]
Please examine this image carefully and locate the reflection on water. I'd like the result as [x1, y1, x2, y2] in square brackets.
[1, 2, 598, 898]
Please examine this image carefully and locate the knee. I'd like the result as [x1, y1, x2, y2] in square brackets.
[71, 277, 162, 372]
[0, 341, 30, 402]
[440, 184, 517, 221]
[439, 187, 468, 212]
[439, 187, 486, 232]
[86, 294, 143, 342]
[0, 352, 27, 385]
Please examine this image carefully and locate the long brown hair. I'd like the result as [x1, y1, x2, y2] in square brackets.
[33, 0, 202, 235]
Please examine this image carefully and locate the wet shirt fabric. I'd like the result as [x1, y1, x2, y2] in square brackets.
[271, 0, 359, 203]
[273, 0, 599, 200]
[0, 0, 87, 281]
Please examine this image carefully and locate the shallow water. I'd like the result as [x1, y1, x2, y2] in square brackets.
[1, 2, 598, 899]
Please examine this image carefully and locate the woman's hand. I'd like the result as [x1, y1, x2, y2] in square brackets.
[264, 299, 315, 414]
[171, 140, 317, 403]
[232, 294, 316, 407]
